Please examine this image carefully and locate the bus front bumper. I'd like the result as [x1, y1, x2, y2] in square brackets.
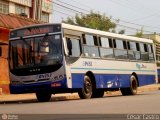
[10, 82, 52, 94]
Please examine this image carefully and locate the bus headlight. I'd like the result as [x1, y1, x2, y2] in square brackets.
[51, 75, 65, 82]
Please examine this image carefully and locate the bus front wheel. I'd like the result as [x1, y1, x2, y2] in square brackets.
[78, 75, 93, 99]
[120, 75, 138, 96]
[36, 91, 51, 102]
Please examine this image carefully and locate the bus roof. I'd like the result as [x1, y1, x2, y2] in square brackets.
[62, 23, 153, 44]
[10, 23, 153, 44]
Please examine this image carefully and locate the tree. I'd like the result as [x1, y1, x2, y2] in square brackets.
[63, 11, 116, 32]
[118, 29, 125, 34]
[135, 27, 143, 38]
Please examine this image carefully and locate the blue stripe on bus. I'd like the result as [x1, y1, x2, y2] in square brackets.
[71, 67, 155, 73]
[71, 73, 155, 89]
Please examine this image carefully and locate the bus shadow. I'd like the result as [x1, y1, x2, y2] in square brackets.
[0, 91, 155, 105]
[0, 95, 80, 105]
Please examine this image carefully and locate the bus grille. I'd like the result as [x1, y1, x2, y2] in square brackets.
[23, 79, 50, 84]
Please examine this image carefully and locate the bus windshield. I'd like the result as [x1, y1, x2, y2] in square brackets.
[9, 34, 62, 70]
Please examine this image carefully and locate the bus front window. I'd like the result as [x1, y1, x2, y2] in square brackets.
[9, 34, 62, 70]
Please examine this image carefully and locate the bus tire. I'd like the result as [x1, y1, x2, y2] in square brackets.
[36, 91, 51, 102]
[120, 75, 138, 96]
[92, 89, 104, 98]
[78, 75, 93, 99]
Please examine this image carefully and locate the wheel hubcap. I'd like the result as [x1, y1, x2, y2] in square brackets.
[131, 77, 137, 93]
[84, 80, 92, 93]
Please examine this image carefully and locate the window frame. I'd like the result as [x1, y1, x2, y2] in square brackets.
[80, 33, 155, 63]
[82, 34, 100, 58]
[0, 0, 9, 14]
[65, 36, 82, 58]
[99, 36, 114, 59]
[128, 41, 141, 61]
[113, 38, 128, 60]
[15, 4, 25, 15]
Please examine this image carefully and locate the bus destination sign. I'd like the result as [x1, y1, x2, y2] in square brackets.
[24, 27, 49, 36]
[10, 24, 61, 38]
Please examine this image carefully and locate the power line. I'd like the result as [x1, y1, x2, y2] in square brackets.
[112, 18, 160, 30]
[125, 0, 160, 16]
[53, 1, 85, 15]
[103, 0, 160, 31]
[129, 13, 159, 22]
[117, 24, 154, 34]
[68, 0, 93, 10]
[52, 1, 158, 34]
[55, 0, 90, 13]
[54, 10, 74, 17]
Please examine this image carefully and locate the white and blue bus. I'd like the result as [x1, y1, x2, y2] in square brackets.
[8, 23, 157, 102]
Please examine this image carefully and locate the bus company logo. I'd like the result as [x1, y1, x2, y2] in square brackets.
[83, 61, 92, 67]
[136, 63, 147, 69]
[38, 73, 52, 79]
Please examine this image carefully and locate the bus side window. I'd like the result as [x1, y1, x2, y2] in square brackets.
[83, 34, 99, 57]
[114, 39, 128, 59]
[82, 34, 86, 44]
[109, 38, 113, 48]
[136, 43, 140, 51]
[66, 38, 72, 55]
[66, 37, 81, 57]
[144, 44, 148, 52]
[113, 39, 116, 48]
[148, 44, 154, 61]
[93, 36, 98, 46]
[123, 41, 127, 50]
[140, 43, 149, 61]
[99, 37, 114, 58]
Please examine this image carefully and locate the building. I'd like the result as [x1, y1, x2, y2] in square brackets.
[0, 0, 53, 22]
[142, 34, 160, 64]
[0, 0, 53, 94]
[142, 34, 160, 83]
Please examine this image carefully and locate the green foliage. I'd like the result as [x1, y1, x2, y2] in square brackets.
[118, 29, 125, 34]
[135, 27, 143, 38]
[63, 11, 116, 32]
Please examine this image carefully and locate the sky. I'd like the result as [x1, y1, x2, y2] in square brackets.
[52, 0, 160, 35]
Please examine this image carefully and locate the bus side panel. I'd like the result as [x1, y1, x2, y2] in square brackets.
[138, 74, 155, 86]
[95, 74, 119, 88]
[117, 74, 131, 88]
[96, 74, 155, 88]
[71, 73, 84, 88]
[70, 74, 156, 89]
[71, 73, 131, 89]
[96, 74, 130, 88]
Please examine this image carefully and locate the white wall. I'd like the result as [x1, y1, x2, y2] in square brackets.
[9, 2, 15, 13]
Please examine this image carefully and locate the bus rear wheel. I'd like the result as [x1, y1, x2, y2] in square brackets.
[78, 75, 93, 99]
[120, 75, 138, 96]
[36, 91, 51, 102]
